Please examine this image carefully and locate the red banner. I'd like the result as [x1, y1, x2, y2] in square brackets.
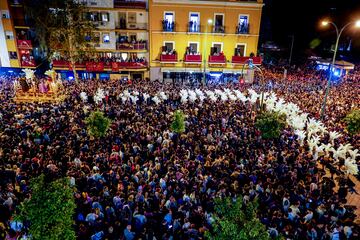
[86, 62, 104, 72]
[112, 62, 120, 72]
[17, 40, 32, 48]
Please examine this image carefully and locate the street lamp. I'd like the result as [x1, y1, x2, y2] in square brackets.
[203, 19, 213, 85]
[319, 19, 360, 119]
[240, 60, 265, 111]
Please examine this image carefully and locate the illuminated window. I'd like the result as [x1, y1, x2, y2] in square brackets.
[5, 31, 14, 40]
[101, 12, 109, 22]
[9, 51, 17, 59]
[102, 33, 110, 43]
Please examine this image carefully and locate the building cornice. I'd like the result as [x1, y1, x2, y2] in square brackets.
[152, 0, 264, 8]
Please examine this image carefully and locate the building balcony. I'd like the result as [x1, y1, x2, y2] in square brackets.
[111, 61, 147, 71]
[236, 24, 250, 34]
[116, 22, 147, 30]
[188, 23, 201, 33]
[160, 54, 177, 63]
[52, 59, 147, 71]
[232, 56, 262, 65]
[13, 18, 29, 27]
[116, 42, 147, 50]
[17, 39, 32, 49]
[86, 62, 105, 71]
[212, 25, 225, 34]
[10, 0, 23, 6]
[162, 22, 175, 32]
[114, 0, 146, 9]
[52, 60, 86, 69]
[184, 54, 202, 63]
[209, 55, 226, 64]
[20, 59, 36, 67]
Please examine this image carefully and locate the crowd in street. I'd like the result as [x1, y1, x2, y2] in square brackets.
[0, 66, 359, 240]
[261, 66, 359, 149]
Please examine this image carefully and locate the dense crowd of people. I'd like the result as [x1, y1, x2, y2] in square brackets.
[0, 65, 359, 240]
[261, 65, 359, 149]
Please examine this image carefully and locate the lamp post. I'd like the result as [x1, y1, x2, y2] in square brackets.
[320, 20, 360, 119]
[203, 19, 213, 86]
[240, 60, 265, 111]
[288, 34, 294, 66]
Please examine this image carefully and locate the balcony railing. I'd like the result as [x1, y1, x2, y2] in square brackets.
[184, 54, 202, 63]
[21, 59, 36, 67]
[112, 61, 147, 71]
[236, 24, 250, 34]
[232, 56, 262, 65]
[116, 42, 147, 50]
[160, 54, 178, 62]
[10, 0, 23, 6]
[116, 22, 147, 30]
[13, 18, 29, 27]
[188, 23, 200, 33]
[162, 21, 175, 32]
[114, 0, 147, 9]
[209, 55, 226, 64]
[52, 60, 86, 69]
[52, 60, 147, 70]
[17, 39, 32, 48]
[212, 25, 225, 33]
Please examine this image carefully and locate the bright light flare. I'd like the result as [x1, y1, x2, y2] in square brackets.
[321, 21, 329, 26]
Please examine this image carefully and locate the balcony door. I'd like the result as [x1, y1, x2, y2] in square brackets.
[211, 42, 223, 55]
[188, 42, 199, 53]
[214, 13, 224, 27]
[164, 41, 174, 51]
[164, 12, 174, 23]
[238, 15, 249, 33]
[235, 44, 246, 57]
[189, 12, 200, 32]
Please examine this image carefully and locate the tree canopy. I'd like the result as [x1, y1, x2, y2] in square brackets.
[255, 111, 286, 139]
[16, 174, 76, 240]
[25, 0, 96, 81]
[171, 110, 186, 134]
[85, 110, 112, 138]
[344, 109, 360, 136]
[206, 197, 280, 240]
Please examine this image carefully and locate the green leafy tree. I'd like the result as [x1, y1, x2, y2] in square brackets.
[171, 110, 186, 134]
[85, 111, 111, 138]
[344, 109, 360, 135]
[16, 174, 76, 240]
[25, 0, 96, 82]
[206, 197, 275, 240]
[255, 111, 286, 139]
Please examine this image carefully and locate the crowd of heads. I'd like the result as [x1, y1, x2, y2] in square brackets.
[0, 65, 359, 239]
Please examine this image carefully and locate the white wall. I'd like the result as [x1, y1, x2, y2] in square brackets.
[0, 20, 10, 67]
[136, 12, 148, 24]
[83, 0, 113, 8]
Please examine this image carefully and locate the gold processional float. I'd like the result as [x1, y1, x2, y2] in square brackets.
[13, 69, 66, 103]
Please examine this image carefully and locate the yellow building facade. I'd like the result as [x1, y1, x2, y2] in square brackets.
[149, 0, 263, 81]
[0, 0, 20, 68]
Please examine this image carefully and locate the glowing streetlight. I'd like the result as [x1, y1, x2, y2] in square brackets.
[319, 19, 360, 119]
[356, 20, 360, 28]
[321, 21, 329, 26]
[207, 19, 213, 24]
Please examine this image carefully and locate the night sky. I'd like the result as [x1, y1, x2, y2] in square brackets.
[260, 0, 360, 62]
